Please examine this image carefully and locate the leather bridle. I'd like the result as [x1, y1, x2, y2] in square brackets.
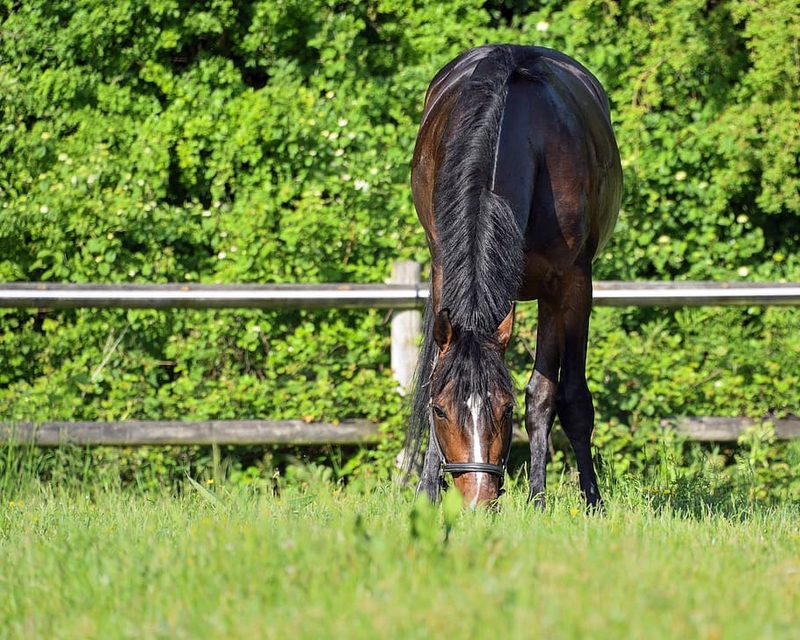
[428, 403, 513, 489]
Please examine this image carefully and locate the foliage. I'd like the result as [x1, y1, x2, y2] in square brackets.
[1, 1, 798, 494]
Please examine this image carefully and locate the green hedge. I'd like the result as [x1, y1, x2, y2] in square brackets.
[1, 0, 798, 496]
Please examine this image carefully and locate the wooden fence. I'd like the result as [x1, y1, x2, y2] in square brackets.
[3, 417, 799, 447]
[2, 264, 799, 446]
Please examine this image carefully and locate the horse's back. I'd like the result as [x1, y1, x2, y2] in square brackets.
[413, 44, 620, 237]
[412, 44, 622, 302]
[492, 48, 622, 275]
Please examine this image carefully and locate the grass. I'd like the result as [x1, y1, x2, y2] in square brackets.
[1, 468, 799, 639]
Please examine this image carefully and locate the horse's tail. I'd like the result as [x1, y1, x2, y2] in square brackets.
[402, 297, 436, 480]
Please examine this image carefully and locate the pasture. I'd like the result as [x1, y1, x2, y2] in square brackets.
[1, 464, 799, 639]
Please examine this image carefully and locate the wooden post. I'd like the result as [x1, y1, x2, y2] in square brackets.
[390, 261, 422, 394]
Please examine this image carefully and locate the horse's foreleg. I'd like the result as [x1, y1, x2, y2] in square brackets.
[525, 301, 559, 509]
[556, 269, 602, 509]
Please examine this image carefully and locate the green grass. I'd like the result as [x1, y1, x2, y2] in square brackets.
[1, 472, 799, 639]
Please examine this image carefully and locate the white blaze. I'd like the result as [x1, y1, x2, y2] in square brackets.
[466, 394, 486, 504]
[465, 394, 485, 462]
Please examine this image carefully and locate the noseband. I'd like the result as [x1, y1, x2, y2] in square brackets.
[428, 405, 513, 489]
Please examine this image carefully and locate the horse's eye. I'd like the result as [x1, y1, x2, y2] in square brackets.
[432, 405, 447, 420]
[502, 404, 514, 422]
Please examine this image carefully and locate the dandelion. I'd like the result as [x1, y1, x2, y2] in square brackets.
[569, 507, 579, 516]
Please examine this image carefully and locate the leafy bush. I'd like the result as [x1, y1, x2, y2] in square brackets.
[1, 1, 798, 495]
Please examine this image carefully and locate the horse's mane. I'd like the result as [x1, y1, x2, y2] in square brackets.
[433, 45, 525, 334]
[430, 330, 514, 439]
[405, 46, 528, 479]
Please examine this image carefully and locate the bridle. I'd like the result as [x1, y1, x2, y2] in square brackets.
[427, 403, 513, 490]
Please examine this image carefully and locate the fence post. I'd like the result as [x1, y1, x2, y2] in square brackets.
[390, 261, 422, 394]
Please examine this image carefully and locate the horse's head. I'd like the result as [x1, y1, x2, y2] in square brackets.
[429, 307, 516, 507]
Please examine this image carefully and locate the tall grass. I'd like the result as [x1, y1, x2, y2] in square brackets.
[1, 450, 799, 639]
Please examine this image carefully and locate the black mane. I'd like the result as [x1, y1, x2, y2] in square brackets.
[433, 46, 524, 334]
[431, 330, 514, 437]
[405, 46, 526, 477]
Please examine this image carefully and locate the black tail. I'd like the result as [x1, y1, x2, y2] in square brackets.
[402, 297, 437, 480]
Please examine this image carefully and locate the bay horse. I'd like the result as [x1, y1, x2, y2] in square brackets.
[406, 45, 622, 508]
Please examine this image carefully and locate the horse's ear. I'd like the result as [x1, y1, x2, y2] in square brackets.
[433, 308, 455, 353]
[495, 304, 515, 350]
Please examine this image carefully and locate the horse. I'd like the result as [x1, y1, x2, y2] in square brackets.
[405, 45, 622, 508]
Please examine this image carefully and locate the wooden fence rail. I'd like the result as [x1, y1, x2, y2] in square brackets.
[1, 265, 798, 446]
[2, 417, 799, 446]
[2, 280, 800, 310]
[0, 420, 381, 446]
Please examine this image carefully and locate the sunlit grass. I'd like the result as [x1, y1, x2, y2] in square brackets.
[1, 465, 799, 639]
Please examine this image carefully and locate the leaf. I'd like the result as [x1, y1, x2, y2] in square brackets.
[185, 473, 224, 508]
